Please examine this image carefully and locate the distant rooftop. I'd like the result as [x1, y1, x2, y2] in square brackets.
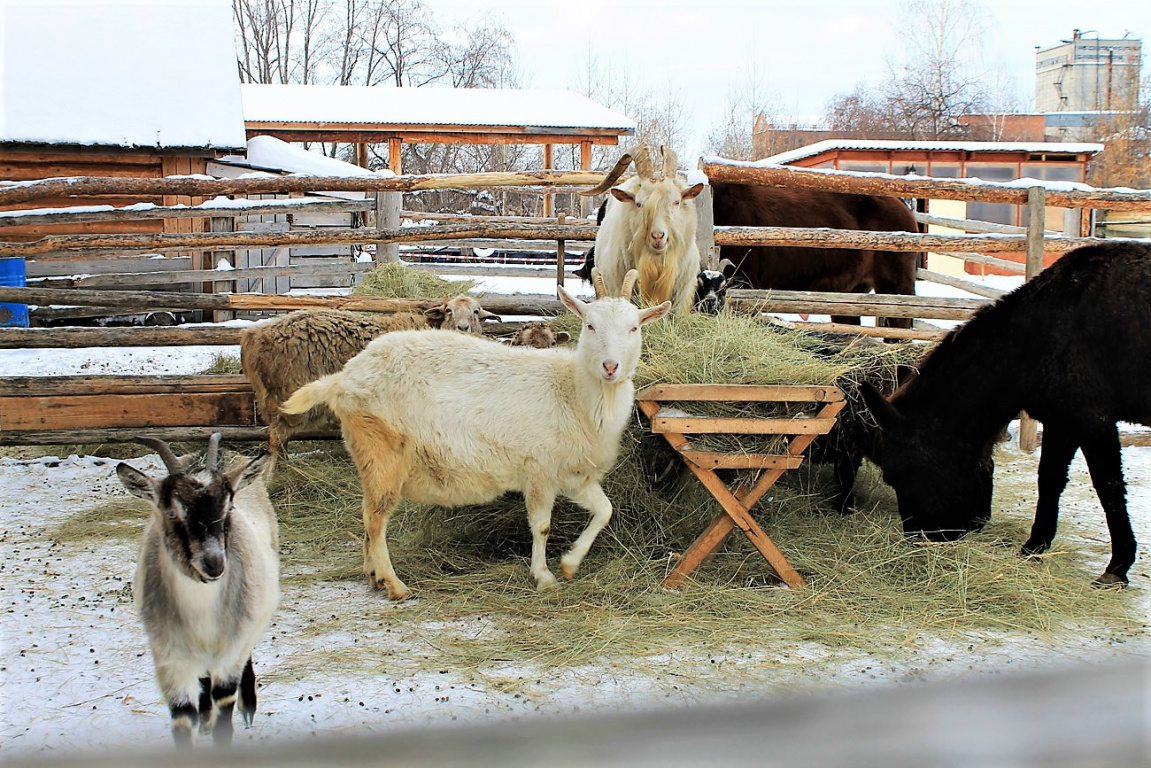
[0, 0, 246, 152]
[756, 139, 1104, 166]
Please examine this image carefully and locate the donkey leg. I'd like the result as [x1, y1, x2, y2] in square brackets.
[561, 482, 614, 580]
[1022, 424, 1078, 557]
[525, 485, 559, 591]
[1080, 424, 1135, 586]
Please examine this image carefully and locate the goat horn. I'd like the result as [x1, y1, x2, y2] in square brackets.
[579, 151, 633, 197]
[660, 145, 678, 180]
[620, 269, 639, 299]
[135, 437, 185, 475]
[205, 432, 223, 472]
[591, 267, 608, 299]
[632, 142, 656, 182]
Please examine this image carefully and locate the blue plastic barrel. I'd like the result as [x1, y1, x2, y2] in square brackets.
[0, 257, 29, 327]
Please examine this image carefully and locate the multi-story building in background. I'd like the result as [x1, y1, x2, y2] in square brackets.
[1035, 29, 1142, 113]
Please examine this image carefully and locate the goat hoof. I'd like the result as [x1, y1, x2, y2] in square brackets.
[560, 557, 579, 581]
[387, 584, 412, 601]
[535, 573, 559, 592]
[1092, 572, 1128, 589]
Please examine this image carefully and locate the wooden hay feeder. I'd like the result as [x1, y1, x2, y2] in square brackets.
[636, 383, 846, 590]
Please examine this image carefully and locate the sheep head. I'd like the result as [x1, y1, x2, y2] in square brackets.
[424, 294, 501, 334]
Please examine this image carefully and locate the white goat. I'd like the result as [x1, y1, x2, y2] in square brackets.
[116, 435, 279, 747]
[586, 143, 705, 313]
[279, 269, 670, 599]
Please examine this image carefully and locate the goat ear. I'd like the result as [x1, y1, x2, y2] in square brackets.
[638, 301, 673, 326]
[478, 309, 502, 322]
[423, 306, 446, 327]
[227, 452, 272, 493]
[681, 183, 705, 201]
[557, 285, 587, 319]
[116, 462, 160, 505]
[610, 187, 635, 204]
[555, 331, 572, 344]
[860, 382, 904, 431]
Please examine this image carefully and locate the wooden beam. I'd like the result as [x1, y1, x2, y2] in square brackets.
[0, 170, 610, 207]
[0, 222, 600, 257]
[699, 161, 1151, 211]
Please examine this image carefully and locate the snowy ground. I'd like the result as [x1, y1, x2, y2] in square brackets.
[2, 271, 1149, 760]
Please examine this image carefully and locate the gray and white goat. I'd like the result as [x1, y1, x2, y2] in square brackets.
[117, 435, 279, 747]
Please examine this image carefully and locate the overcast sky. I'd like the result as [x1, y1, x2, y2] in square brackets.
[430, 0, 1147, 158]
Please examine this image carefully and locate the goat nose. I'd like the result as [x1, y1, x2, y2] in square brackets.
[200, 548, 225, 580]
[603, 361, 619, 379]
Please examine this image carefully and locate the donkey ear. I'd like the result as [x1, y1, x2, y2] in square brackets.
[860, 382, 905, 431]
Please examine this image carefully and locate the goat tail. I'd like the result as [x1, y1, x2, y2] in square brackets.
[278, 374, 343, 417]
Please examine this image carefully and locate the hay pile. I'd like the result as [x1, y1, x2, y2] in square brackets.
[255, 310, 1135, 672]
[353, 262, 478, 299]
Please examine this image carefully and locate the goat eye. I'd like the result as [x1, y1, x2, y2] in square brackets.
[586, 324, 595, 333]
[630, 326, 639, 333]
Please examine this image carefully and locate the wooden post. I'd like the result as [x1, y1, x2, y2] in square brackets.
[388, 138, 403, 174]
[580, 140, 593, 218]
[695, 183, 715, 268]
[1019, 185, 1047, 453]
[556, 212, 566, 291]
[543, 143, 554, 218]
[375, 191, 401, 265]
[209, 216, 235, 322]
[355, 143, 369, 169]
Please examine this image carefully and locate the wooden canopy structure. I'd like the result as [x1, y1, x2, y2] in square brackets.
[241, 84, 636, 178]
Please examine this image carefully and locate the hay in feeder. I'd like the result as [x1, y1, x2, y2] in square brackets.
[353, 262, 478, 299]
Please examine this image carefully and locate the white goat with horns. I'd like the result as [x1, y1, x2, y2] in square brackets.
[279, 269, 670, 599]
[582, 142, 706, 313]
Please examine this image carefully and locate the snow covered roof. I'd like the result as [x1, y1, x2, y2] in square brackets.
[753, 139, 1104, 166]
[0, 0, 247, 151]
[241, 85, 636, 134]
[215, 136, 390, 178]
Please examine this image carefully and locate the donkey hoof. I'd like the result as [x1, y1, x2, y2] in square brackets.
[1092, 572, 1127, 589]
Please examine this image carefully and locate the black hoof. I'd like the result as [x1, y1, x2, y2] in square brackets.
[1092, 572, 1128, 589]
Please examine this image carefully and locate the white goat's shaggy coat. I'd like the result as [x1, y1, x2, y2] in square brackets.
[279, 285, 670, 599]
[595, 164, 705, 314]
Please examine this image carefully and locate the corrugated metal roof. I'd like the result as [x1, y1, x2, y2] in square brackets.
[0, 0, 247, 151]
[241, 85, 636, 132]
[757, 139, 1104, 166]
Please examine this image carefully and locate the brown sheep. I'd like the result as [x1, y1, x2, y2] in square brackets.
[241, 296, 500, 455]
[508, 321, 571, 349]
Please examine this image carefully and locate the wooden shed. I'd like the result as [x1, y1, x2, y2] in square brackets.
[0, 0, 247, 284]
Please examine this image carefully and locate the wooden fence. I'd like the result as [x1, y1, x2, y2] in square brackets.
[2, 164, 1151, 446]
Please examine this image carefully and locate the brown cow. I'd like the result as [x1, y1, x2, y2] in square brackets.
[711, 183, 920, 328]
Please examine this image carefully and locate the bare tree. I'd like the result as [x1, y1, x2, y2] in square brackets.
[823, 0, 1014, 140]
[1089, 72, 1151, 189]
[704, 64, 780, 160]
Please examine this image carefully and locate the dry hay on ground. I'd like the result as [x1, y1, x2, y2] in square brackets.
[51, 310, 1137, 676]
[255, 311, 1134, 672]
